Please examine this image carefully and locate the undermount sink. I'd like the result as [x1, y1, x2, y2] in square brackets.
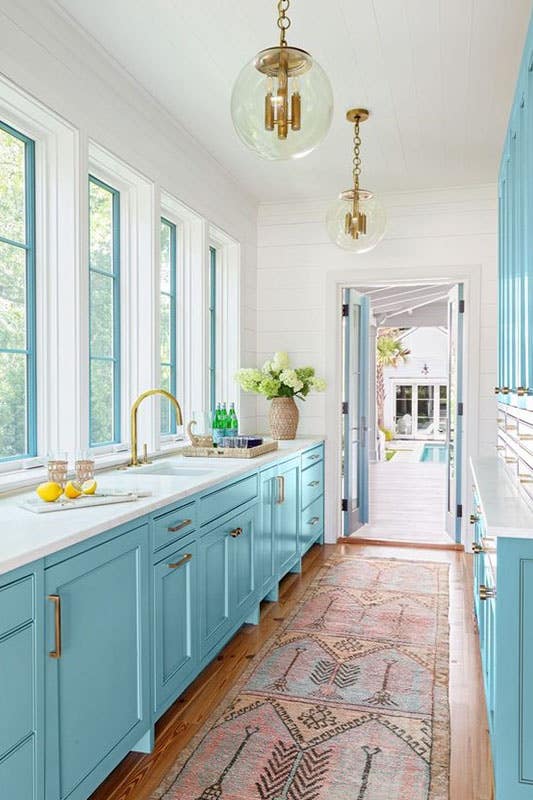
[129, 463, 214, 477]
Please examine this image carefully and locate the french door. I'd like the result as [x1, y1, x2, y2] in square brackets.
[342, 289, 369, 535]
[394, 383, 447, 438]
[446, 284, 464, 541]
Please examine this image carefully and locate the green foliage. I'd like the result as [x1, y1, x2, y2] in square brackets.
[235, 352, 326, 400]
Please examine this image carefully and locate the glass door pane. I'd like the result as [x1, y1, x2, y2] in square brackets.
[438, 385, 447, 436]
[417, 385, 435, 435]
[394, 385, 413, 435]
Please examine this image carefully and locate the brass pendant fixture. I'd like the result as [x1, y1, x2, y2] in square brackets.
[231, 0, 333, 161]
[326, 108, 386, 253]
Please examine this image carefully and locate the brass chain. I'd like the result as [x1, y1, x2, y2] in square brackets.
[352, 117, 362, 192]
[277, 0, 291, 47]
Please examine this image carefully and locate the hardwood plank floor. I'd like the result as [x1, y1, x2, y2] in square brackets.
[89, 543, 493, 800]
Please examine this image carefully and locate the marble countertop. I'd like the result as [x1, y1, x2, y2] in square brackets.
[0, 438, 323, 577]
[470, 455, 533, 538]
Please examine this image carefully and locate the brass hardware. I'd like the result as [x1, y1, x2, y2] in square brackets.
[469, 514, 480, 524]
[308, 480, 320, 487]
[519, 434, 533, 441]
[128, 389, 183, 467]
[346, 108, 370, 124]
[479, 584, 496, 601]
[48, 595, 62, 659]
[517, 386, 528, 396]
[505, 457, 518, 464]
[308, 516, 320, 526]
[167, 518, 193, 533]
[342, 109, 371, 240]
[168, 553, 192, 570]
[142, 443, 150, 465]
[472, 542, 483, 554]
[495, 445, 505, 450]
[501, 387, 510, 394]
[520, 476, 533, 484]
[230, 527, 243, 538]
[494, 386, 501, 394]
[276, 475, 285, 504]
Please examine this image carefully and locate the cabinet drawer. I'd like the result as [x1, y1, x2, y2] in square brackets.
[301, 496, 324, 551]
[0, 735, 35, 800]
[302, 445, 324, 470]
[301, 461, 323, 509]
[0, 575, 33, 638]
[0, 624, 34, 758]
[200, 474, 258, 526]
[153, 501, 197, 552]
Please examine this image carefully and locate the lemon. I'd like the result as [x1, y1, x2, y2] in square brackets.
[63, 480, 82, 499]
[81, 479, 97, 495]
[36, 482, 63, 503]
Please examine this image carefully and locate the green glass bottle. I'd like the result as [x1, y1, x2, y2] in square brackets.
[228, 403, 238, 437]
[212, 403, 223, 447]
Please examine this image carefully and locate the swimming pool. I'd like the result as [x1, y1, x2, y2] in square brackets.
[420, 443, 447, 463]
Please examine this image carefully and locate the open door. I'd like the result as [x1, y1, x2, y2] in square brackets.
[446, 284, 464, 542]
[342, 289, 370, 535]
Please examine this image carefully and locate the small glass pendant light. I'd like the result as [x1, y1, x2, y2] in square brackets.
[326, 108, 386, 252]
[231, 0, 333, 161]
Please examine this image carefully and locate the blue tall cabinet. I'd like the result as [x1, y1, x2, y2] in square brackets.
[0, 442, 325, 800]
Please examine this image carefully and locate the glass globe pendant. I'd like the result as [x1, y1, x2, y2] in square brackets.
[231, 0, 333, 161]
[326, 109, 386, 253]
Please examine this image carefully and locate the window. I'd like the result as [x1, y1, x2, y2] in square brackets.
[160, 217, 177, 434]
[393, 382, 448, 439]
[0, 121, 36, 461]
[208, 244, 217, 413]
[88, 176, 121, 447]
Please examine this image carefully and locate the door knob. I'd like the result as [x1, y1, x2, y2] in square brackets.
[469, 514, 479, 524]
[479, 584, 496, 600]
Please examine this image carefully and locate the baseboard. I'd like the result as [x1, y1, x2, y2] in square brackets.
[337, 536, 464, 552]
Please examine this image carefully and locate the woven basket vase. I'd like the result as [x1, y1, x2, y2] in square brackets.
[269, 397, 299, 440]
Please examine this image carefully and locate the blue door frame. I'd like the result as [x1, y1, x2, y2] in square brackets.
[342, 289, 369, 535]
[447, 283, 464, 543]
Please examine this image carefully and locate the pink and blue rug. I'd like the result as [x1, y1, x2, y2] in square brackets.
[152, 555, 450, 800]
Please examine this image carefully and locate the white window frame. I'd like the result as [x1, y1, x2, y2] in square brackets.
[392, 379, 448, 439]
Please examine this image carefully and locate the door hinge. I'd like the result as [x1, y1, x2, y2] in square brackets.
[456, 503, 463, 518]
[342, 303, 349, 317]
[459, 299, 465, 313]
[457, 402, 464, 416]
[342, 401, 348, 415]
[342, 498, 348, 512]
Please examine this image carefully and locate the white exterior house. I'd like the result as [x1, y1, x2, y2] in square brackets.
[382, 327, 448, 439]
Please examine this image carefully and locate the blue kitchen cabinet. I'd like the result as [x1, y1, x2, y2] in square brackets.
[300, 444, 325, 554]
[198, 519, 232, 659]
[275, 457, 300, 575]
[153, 533, 198, 716]
[230, 505, 258, 619]
[44, 523, 151, 800]
[258, 466, 278, 599]
[0, 565, 44, 800]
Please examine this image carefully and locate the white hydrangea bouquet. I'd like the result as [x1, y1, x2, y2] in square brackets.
[235, 352, 326, 440]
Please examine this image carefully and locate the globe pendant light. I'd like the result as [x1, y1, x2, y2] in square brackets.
[326, 108, 386, 252]
[231, 0, 333, 161]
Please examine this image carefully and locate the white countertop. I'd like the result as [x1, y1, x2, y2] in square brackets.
[470, 455, 533, 538]
[0, 439, 323, 577]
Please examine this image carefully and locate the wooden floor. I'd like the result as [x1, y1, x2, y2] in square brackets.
[354, 460, 454, 545]
[90, 543, 493, 800]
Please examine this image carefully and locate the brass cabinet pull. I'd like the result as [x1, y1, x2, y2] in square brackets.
[494, 387, 501, 394]
[479, 584, 496, 601]
[505, 457, 518, 464]
[230, 527, 243, 538]
[308, 480, 320, 487]
[469, 514, 479, 524]
[308, 516, 320, 526]
[501, 387, 510, 394]
[167, 518, 193, 533]
[168, 553, 192, 569]
[472, 542, 483, 554]
[517, 387, 529, 396]
[276, 476, 285, 505]
[48, 594, 62, 659]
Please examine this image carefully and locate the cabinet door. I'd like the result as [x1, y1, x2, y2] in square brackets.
[258, 468, 277, 596]
[276, 458, 300, 575]
[230, 506, 257, 618]
[45, 525, 150, 800]
[154, 536, 198, 715]
[198, 524, 231, 659]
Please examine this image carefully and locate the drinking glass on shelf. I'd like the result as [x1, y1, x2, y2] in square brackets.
[75, 451, 95, 484]
[47, 452, 68, 487]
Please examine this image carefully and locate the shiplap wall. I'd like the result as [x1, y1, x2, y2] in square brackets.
[257, 184, 498, 458]
[0, 0, 258, 432]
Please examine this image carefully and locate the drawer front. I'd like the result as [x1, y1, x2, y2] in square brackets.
[153, 501, 197, 552]
[0, 624, 34, 758]
[301, 496, 324, 552]
[200, 474, 258, 527]
[301, 461, 324, 510]
[0, 575, 33, 638]
[0, 735, 35, 800]
[302, 444, 324, 471]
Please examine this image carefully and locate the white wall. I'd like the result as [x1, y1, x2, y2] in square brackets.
[382, 327, 448, 432]
[258, 185, 498, 539]
[0, 0, 258, 432]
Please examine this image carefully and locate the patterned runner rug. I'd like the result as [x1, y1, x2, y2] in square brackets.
[152, 554, 450, 800]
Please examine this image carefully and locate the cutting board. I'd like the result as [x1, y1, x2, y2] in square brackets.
[20, 490, 152, 514]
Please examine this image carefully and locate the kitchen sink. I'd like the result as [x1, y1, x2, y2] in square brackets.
[128, 463, 215, 477]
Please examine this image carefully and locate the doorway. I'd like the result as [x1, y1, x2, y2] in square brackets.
[340, 282, 464, 546]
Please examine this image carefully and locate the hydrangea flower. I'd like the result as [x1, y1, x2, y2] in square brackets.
[235, 354, 325, 399]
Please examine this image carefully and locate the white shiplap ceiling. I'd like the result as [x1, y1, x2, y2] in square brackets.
[52, 0, 532, 202]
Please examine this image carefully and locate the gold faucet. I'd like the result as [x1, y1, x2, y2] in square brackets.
[128, 389, 183, 467]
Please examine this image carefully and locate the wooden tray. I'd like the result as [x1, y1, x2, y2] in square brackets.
[182, 441, 278, 459]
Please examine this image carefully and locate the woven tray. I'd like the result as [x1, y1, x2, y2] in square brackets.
[182, 441, 278, 459]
